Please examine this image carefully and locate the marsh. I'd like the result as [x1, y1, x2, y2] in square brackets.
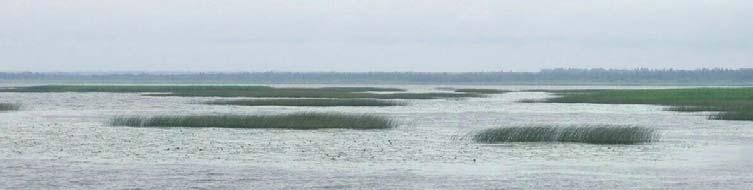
[1, 85, 751, 189]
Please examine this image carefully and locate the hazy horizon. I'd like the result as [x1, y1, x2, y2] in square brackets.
[2, 1, 751, 72]
[2, 67, 753, 74]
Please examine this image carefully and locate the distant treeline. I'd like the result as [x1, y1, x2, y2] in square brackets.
[1, 68, 752, 85]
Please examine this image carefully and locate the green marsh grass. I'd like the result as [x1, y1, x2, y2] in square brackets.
[0, 103, 20, 111]
[535, 88, 753, 121]
[435, 87, 456, 91]
[473, 125, 658, 145]
[205, 99, 405, 107]
[110, 113, 395, 130]
[2, 85, 480, 99]
[516, 99, 543, 103]
[316, 87, 405, 92]
[454, 88, 510, 94]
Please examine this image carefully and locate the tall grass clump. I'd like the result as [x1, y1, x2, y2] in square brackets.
[516, 99, 543, 103]
[109, 113, 395, 130]
[473, 125, 658, 144]
[454, 88, 510, 94]
[536, 88, 753, 121]
[205, 99, 405, 107]
[316, 87, 405, 92]
[709, 111, 753, 121]
[0, 103, 20, 111]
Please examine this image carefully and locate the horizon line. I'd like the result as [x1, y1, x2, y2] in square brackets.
[2, 67, 752, 74]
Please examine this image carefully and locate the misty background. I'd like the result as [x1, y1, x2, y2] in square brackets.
[1, 0, 751, 72]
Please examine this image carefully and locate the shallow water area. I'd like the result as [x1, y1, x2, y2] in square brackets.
[1, 85, 752, 189]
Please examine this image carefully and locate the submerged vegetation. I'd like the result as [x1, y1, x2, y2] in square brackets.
[205, 99, 405, 107]
[1, 85, 481, 99]
[454, 88, 510, 94]
[0, 103, 20, 111]
[537, 88, 753, 121]
[473, 125, 658, 145]
[109, 113, 395, 130]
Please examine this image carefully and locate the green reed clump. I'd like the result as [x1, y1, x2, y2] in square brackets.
[435, 87, 456, 91]
[109, 113, 396, 130]
[316, 87, 405, 92]
[663, 106, 725, 112]
[473, 125, 658, 144]
[0, 103, 21, 111]
[709, 111, 753, 121]
[516, 99, 543, 103]
[535, 88, 753, 121]
[206, 99, 405, 107]
[366, 92, 484, 99]
[454, 89, 510, 94]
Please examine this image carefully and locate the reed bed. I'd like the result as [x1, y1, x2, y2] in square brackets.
[663, 106, 725, 112]
[435, 87, 456, 91]
[536, 88, 753, 121]
[109, 113, 396, 130]
[473, 125, 658, 144]
[316, 87, 405, 92]
[205, 99, 405, 107]
[454, 88, 510, 94]
[0, 103, 20, 111]
[516, 99, 543, 103]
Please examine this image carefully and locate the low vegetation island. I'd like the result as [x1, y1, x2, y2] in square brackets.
[473, 125, 658, 145]
[453, 88, 510, 94]
[535, 88, 753, 121]
[205, 99, 405, 107]
[109, 113, 395, 130]
[0, 103, 20, 111]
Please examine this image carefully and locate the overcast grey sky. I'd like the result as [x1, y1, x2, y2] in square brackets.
[1, 0, 751, 72]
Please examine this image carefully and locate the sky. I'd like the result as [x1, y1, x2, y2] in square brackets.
[1, 0, 751, 72]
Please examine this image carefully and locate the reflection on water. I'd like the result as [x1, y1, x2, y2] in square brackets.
[1, 85, 752, 189]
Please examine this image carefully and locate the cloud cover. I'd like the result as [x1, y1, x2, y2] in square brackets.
[1, 0, 751, 72]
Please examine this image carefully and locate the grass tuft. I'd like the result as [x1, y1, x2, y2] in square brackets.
[315, 87, 405, 92]
[435, 87, 456, 91]
[205, 99, 405, 107]
[109, 113, 396, 130]
[473, 125, 658, 145]
[516, 99, 543, 103]
[0, 103, 20, 111]
[663, 106, 724, 112]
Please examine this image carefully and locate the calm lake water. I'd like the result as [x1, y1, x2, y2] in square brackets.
[1, 85, 752, 189]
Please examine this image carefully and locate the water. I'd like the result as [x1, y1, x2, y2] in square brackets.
[1, 85, 752, 189]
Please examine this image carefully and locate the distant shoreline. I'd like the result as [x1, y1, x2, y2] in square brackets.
[1, 68, 752, 86]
